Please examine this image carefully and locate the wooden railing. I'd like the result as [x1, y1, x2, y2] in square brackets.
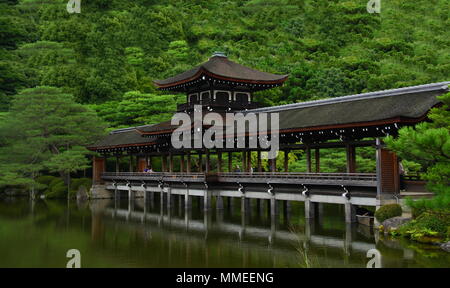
[101, 172, 377, 187]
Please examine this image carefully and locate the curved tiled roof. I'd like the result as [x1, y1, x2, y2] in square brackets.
[154, 55, 288, 90]
[248, 82, 449, 131]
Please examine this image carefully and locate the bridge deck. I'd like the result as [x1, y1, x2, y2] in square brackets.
[101, 172, 377, 188]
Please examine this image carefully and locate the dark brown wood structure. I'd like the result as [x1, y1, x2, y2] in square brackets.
[87, 53, 449, 221]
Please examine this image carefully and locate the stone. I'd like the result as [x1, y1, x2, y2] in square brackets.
[76, 186, 89, 201]
[381, 216, 411, 234]
[441, 242, 450, 253]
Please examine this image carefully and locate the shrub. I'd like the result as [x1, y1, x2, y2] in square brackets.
[375, 204, 402, 223]
[69, 178, 92, 198]
[36, 175, 57, 186]
[45, 181, 67, 199]
[397, 211, 450, 242]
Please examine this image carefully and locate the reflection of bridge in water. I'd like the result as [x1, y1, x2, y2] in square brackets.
[103, 198, 377, 254]
[92, 197, 416, 267]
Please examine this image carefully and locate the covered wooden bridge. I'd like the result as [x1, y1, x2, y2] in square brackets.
[88, 53, 449, 222]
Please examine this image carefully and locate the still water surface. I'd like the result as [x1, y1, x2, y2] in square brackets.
[0, 196, 448, 268]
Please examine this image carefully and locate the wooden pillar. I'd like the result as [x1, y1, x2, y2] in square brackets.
[257, 150, 262, 172]
[198, 153, 203, 172]
[129, 155, 133, 172]
[162, 155, 167, 172]
[376, 138, 400, 198]
[186, 151, 191, 173]
[138, 157, 147, 172]
[180, 154, 185, 173]
[242, 151, 246, 172]
[228, 152, 232, 172]
[315, 149, 320, 173]
[247, 151, 252, 172]
[115, 156, 120, 173]
[205, 150, 210, 173]
[93, 156, 105, 184]
[217, 151, 222, 173]
[148, 156, 152, 169]
[284, 150, 289, 172]
[306, 147, 311, 173]
[346, 144, 356, 173]
[169, 153, 174, 173]
[270, 156, 276, 172]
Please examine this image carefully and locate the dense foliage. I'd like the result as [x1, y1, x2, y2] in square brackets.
[0, 87, 105, 193]
[0, 0, 449, 190]
[375, 204, 402, 223]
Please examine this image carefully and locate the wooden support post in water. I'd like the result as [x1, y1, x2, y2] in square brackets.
[216, 196, 224, 210]
[241, 197, 250, 215]
[270, 197, 278, 216]
[185, 190, 192, 209]
[204, 189, 211, 211]
[167, 187, 172, 208]
[345, 202, 357, 223]
[305, 199, 315, 219]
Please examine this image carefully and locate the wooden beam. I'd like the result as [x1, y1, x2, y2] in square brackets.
[281, 140, 375, 150]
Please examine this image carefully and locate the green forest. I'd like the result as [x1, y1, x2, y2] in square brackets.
[0, 0, 449, 202]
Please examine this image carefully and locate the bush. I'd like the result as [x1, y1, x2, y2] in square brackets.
[45, 181, 67, 199]
[375, 204, 402, 222]
[397, 211, 450, 242]
[36, 175, 57, 186]
[69, 178, 92, 198]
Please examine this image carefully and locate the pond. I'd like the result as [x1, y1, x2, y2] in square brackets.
[0, 196, 448, 268]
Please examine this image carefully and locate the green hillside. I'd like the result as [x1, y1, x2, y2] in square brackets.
[2, 0, 448, 114]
